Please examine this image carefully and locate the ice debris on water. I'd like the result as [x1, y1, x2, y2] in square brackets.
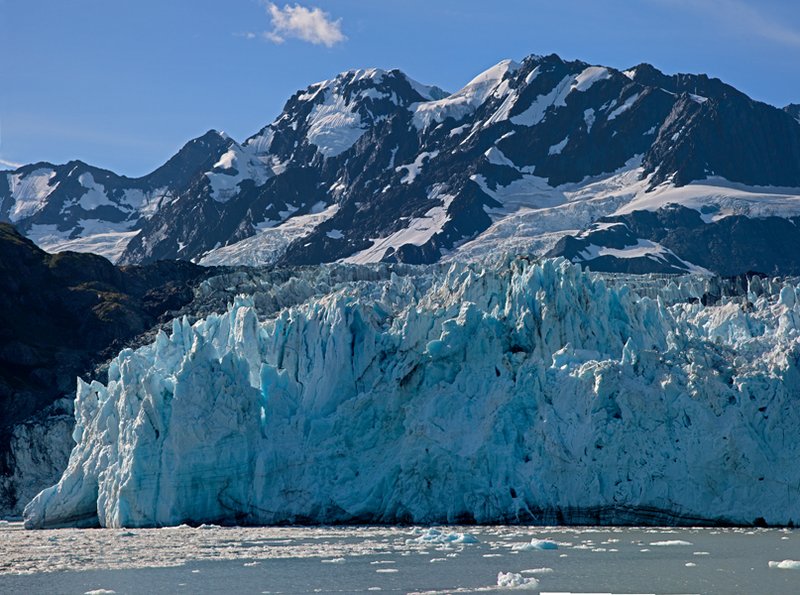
[769, 560, 800, 570]
[496, 571, 539, 589]
[512, 538, 558, 551]
[410, 528, 479, 544]
[21, 258, 800, 528]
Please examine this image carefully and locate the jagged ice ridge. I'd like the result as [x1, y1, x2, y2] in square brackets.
[23, 259, 800, 528]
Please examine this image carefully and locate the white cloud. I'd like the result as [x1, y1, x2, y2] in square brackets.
[653, 0, 800, 47]
[262, 2, 346, 47]
[0, 158, 22, 170]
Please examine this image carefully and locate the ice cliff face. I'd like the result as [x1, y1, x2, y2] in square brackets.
[24, 259, 800, 528]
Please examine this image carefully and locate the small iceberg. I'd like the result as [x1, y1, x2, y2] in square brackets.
[769, 560, 800, 570]
[409, 528, 479, 544]
[497, 571, 539, 589]
[512, 538, 559, 551]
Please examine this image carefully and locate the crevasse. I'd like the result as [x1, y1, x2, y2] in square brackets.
[23, 259, 800, 528]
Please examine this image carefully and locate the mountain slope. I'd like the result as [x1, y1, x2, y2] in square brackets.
[0, 223, 207, 516]
[3, 54, 800, 275]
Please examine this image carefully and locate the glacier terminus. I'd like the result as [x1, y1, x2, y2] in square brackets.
[22, 258, 800, 529]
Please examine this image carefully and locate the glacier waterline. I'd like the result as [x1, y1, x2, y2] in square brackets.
[23, 258, 800, 528]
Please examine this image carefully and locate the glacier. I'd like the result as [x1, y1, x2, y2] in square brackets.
[23, 258, 800, 528]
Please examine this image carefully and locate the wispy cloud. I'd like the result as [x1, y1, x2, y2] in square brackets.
[256, 2, 345, 47]
[653, 0, 800, 47]
[0, 158, 22, 170]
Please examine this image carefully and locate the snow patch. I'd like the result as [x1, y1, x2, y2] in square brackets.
[548, 136, 569, 156]
[7, 168, 57, 221]
[607, 92, 641, 121]
[584, 108, 596, 132]
[344, 191, 455, 264]
[77, 173, 114, 210]
[206, 142, 271, 202]
[306, 91, 367, 157]
[200, 203, 338, 266]
[396, 151, 440, 185]
[27, 223, 139, 263]
[412, 60, 519, 130]
[510, 74, 574, 127]
[572, 66, 611, 92]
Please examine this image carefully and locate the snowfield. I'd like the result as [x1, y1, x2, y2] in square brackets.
[23, 258, 800, 528]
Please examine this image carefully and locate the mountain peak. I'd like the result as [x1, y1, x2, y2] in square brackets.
[5, 52, 800, 275]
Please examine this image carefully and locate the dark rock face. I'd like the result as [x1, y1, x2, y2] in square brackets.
[644, 95, 800, 188]
[3, 55, 800, 272]
[547, 205, 800, 276]
[0, 223, 207, 515]
[785, 103, 800, 123]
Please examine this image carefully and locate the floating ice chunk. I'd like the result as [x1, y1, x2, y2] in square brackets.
[649, 540, 693, 546]
[513, 538, 558, 551]
[496, 571, 539, 589]
[520, 567, 554, 574]
[321, 557, 346, 563]
[769, 560, 800, 569]
[84, 591, 116, 595]
[411, 528, 479, 544]
[685, 562, 697, 567]
[376, 568, 398, 573]
[693, 551, 710, 555]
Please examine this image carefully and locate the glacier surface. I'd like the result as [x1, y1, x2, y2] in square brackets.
[23, 258, 800, 528]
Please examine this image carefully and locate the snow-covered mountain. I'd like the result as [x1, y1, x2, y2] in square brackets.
[23, 258, 800, 528]
[3, 54, 800, 274]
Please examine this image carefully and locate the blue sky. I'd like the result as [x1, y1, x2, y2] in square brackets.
[2, 0, 799, 175]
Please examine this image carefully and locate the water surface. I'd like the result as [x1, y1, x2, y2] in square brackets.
[1, 523, 798, 593]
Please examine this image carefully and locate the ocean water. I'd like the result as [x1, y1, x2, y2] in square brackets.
[1, 522, 799, 594]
